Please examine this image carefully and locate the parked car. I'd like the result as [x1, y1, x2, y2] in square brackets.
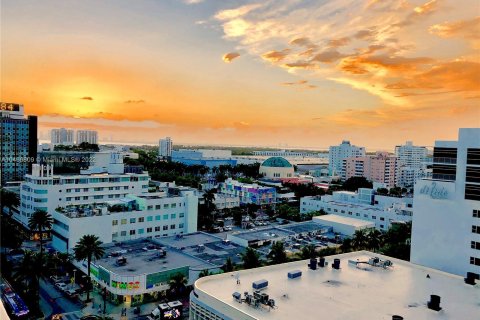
[64, 288, 78, 298]
[50, 275, 64, 284]
[55, 282, 68, 291]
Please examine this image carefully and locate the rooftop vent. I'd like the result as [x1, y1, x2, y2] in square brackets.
[427, 295, 442, 311]
[464, 272, 478, 285]
[392, 316, 403, 320]
[287, 270, 302, 279]
[332, 258, 341, 270]
[318, 257, 326, 268]
[308, 258, 317, 270]
[252, 279, 268, 290]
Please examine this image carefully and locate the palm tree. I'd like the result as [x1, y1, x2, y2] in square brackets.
[367, 229, 383, 252]
[222, 257, 234, 272]
[340, 238, 353, 253]
[28, 209, 53, 255]
[241, 247, 261, 269]
[168, 273, 188, 298]
[351, 229, 368, 250]
[1, 189, 20, 216]
[73, 235, 105, 302]
[203, 189, 216, 210]
[268, 241, 288, 264]
[14, 251, 44, 309]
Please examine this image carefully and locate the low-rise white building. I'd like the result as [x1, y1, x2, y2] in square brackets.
[312, 214, 374, 236]
[191, 251, 479, 320]
[213, 193, 240, 210]
[300, 188, 413, 231]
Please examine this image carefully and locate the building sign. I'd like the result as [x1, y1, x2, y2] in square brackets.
[0, 102, 21, 112]
[111, 280, 141, 290]
[419, 182, 449, 199]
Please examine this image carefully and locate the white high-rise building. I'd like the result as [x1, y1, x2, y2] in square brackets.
[159, 137, 173, 157]
[395, 141, 429, 188]
[51, 128, 74, 146]
[411, 128, 480, 278]
[76, 130, 98, 144]
[328, 140, 365, 178]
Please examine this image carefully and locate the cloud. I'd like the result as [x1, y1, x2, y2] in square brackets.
[184, 0, 203, 4]
[261, 49, 290, 62]
[414, 0, 439, 14]
[289, 37, 315, 47]
[222, 52, 240, 63]
[215, 4, 262, 21]
[312, 50, 345, 63]
[429, 17, 480, 40]
[124, 100, 145, 104]
[354, 29, 377, 40]
[281, 79, 316, 89]
[80, 96, 93, 100]
[328, 37, 350, 48]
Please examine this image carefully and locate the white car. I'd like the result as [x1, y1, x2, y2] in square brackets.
[55, 282, 68, 291]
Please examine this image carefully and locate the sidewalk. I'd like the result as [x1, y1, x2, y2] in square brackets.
[80, 290, 160, 319]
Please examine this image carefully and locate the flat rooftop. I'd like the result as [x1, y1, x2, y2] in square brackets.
[313, 214, 375, 227]
[231, 227, 294, 242]
[279, 221, 332, 234]
[154, 232, 245, 266]
[195, 251, 480, 320]
[97, 239, 214, 276]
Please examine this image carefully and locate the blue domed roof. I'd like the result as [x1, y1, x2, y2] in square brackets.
[261, 157, 293, 168]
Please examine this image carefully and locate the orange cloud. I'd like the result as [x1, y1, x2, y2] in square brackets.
[261, 49, 290, 62]
[80, 96, 93, 100]
[429, 17, 480, 40]
[328, 37, 350, 48]
[222, 52, 240, 63]
[312, 50, 345, 63]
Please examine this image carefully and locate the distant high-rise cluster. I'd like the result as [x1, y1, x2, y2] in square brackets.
[159, 136, 173, 157]
[395, 141, 429, 188]
[328, 140, 365, 177]
[343, 152, 397, 189]
[50, 128, 98, 145]
[0, 102, 37, 186]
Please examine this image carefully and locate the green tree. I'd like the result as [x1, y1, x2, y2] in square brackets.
[241, 247, 261, 269]
[222, 257, 235, 272]
[14, 251, 45, 310]
[299, 244, 317, 259]
[351, 229, 369, 250]
[340, 238, 353, 253]
[73, 234, 105, 302]
[168, 273, 188, 297]
[376, 188, 389, 195]
[342, 177, 373, 192]
[1, 189, 20, 215]
[268, 241, 288, 264]
[367, 229, 383, 252]
[198, 269, 213, 278]
[28, 209, 53, 255]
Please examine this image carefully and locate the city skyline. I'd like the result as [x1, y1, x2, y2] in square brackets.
[2, 0, 479, 149]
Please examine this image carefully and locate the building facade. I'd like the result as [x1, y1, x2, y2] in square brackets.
[300, 188, 413, 231]
[76, 130, 98, 144]
[411, 128, 480, 278]
[343, 152, 397, 188]
[253, 150, 327, 158]
[395, 141, 429, 188]
[0, 103, 37, 186]
[171, 149, 237, 168]
[328, 140, 365, 177]
[50, 128, 74, 146]
[219, 178, 276, 205]
[159, 137, 173, 157]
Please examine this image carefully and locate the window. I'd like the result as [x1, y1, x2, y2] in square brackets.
[472, 226, 480, 234]
[138, 217, 145, 223]
[372, 216, 376, 219]
[171, 203, 176, 208]
[112, 232, 118, 238]
[356, 213, 360, 216]
[470, 257, 480, 266]
[75, 197, 80, 201]
[163, 214, 168, 220]
[380, 217, 385, 221]
[164, 204, 169, 209]
[138, 229, 144, 234]
[83, 196, 88, 200]
[155, 215, 161, 221]
[147, 206, 153, 211]
[155, 226, 161, 232]
[147, 216, 153, 222]
[170, 224, 176, 229]
[380, 224, 385, 228]
[179, 212, 184, 218]
[130, 230, 136, 235]
[163, 225, 168, 230]
[120, 231, 127, 236]
[474, 210, 479, 218]
[147, 227, 152, 233]
[171, 214, 176, 219]
[112, 220, 118, 226]
[179, 223, 184, 229]
[130, 218, 136, 224]
[471, 241, 480, 250]
[156, 205, 161, 210]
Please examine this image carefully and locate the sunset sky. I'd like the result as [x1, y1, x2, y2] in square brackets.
[1, 0, 479, 150]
